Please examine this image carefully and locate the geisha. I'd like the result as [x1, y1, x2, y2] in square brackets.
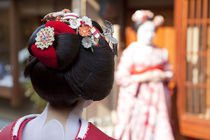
[0, 9, 117, 140]
[115, 10, 174, 140]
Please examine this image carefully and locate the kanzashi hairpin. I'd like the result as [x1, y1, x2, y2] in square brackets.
[101, 20, 118, 55]
[40, 9, 118, 54]
[35, 26, 55, 50]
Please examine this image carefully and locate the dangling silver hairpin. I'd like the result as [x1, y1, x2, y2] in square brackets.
[101, 20, 118, 55]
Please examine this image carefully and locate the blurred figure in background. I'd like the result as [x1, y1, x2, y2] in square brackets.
[115, 10, 174, 140]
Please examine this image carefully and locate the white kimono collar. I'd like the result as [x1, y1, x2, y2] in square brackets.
[12, 104, 90, 140]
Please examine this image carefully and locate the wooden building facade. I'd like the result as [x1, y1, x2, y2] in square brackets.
[175, 0, 210, 139]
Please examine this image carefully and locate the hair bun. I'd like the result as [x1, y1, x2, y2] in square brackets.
[28, 21, 80, 70]
[25, 10, 116, 107]
[55, 33, 80, 70]
[67, 38, 114, 101]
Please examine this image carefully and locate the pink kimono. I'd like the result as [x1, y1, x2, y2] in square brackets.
[115, 43, 174, 140]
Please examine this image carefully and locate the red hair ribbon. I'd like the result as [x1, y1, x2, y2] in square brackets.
[30, 21, 76, 68]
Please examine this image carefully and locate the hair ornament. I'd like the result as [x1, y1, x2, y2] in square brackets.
[41, 9, 118, 54]
[90, 27, 100, 39]
[35, 26, 55, 50]
[30, 21, 77, 69]
[132, 10, 154, 24]
[81, 16, 92, 27]
[153, 15, 164, 27]
[131, 10, 164, 30]
[69, 19, 81, 29]
[82, 37, 92, 49]
[102, 20, 118, 44]
[91, 35, 99, 46]
[42, 9, 71, 22]
[101, 20, 118, 55]
[79, 25, 91, 37]
[63, 13, 79, 20]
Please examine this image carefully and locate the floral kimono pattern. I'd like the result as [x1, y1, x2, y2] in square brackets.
[115, 43, 174, 140]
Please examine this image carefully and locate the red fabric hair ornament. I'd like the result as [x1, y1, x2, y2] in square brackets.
[30, 21, 76, 68]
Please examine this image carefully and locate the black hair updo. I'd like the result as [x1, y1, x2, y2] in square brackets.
[24, 21, 115, 107]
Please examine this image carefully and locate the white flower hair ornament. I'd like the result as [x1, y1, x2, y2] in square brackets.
[35, 26, 55, 50]
[82, 37, 92, 48]
[69, 19, 81, 29]
[41, 9, 118, 55]
[82, 16, 92, 27]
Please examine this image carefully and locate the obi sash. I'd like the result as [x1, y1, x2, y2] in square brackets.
[130, 64, 164, 75]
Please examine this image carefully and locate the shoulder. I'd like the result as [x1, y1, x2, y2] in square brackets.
[77, 119, 115, 140]
[82, 122, 115, 140]
[0, 114, 38, 140]
[0, 120, 16, 140]
[0, 116, 115, 140]
[121, 42, 139, 56]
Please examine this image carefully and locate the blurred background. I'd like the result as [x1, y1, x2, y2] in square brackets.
[0, 0, 209, 139]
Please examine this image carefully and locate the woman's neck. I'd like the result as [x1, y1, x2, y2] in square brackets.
[46, 105, 73, 127]
[45, 101, 84, 130]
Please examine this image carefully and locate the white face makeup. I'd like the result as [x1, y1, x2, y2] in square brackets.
[137, 21, 156, 46]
